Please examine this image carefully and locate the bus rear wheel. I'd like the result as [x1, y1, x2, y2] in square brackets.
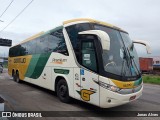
[14, 72, 21, 83]
[56, 79, 71, 103]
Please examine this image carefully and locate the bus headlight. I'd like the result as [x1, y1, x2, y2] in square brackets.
[99, 81, 120, 92]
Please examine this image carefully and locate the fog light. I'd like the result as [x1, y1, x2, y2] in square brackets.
[129, 95, 136, 101]
[108, 99, 111, 103]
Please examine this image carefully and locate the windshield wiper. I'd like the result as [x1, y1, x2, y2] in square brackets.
[121, 47, 132, 77]
[126, 47, 141, 75]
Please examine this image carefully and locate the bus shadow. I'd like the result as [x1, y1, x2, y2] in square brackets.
[18, 80, 57, 96]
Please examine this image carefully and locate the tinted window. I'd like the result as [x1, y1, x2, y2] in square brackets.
[36, 36, 49, 54]
[21, 43, 28, 55]
[48, 33, 59, 52]
[9, 27, 68, 57]
[48, 29, 68, 55]
[66, 23, 93, 49]
[9, 45, 22, 57]
[9, 47, 14, 57]
[16, 45, 23, 56]
[27, 40, 36, 55]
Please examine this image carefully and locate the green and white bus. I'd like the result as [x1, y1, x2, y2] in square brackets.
[8, 18, 151, 108]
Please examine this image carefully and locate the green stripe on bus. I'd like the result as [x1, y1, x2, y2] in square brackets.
[134, 78, 142, 86]
[25, 54, 41, 78]
[29, 53, 51, 79]
[54, 69, 69, 75]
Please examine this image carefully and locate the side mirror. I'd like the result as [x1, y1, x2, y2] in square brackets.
[78, 30, 110, 51]
[132, 40, 151, 54]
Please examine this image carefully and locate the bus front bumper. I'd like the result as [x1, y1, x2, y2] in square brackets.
[99, 85, 143, 108]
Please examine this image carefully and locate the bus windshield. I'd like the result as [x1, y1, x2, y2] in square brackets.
[94, 25, 140, 77]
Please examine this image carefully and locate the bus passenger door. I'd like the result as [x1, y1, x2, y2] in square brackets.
[79, 38, 99, 106]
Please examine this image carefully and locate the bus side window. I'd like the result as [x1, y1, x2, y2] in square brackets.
[21, 43, 28, 55]
[48, 29, 69, 55]
[27, 40, 36, 55]
[36, 36, 48, 54]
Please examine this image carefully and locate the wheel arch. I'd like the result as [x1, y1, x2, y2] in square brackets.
[12, 69, 15, 76]
[16, 69, 19, 74]
[54, 75, 72, 97]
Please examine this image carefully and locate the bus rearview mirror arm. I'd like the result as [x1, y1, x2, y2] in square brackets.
[132, 40, 151, 54]
[79, 30, 110, 51]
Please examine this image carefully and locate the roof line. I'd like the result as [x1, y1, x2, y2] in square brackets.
[63, 18, 113, 27]
[19, 31, 44, 44]
[63, 18, 126, 32]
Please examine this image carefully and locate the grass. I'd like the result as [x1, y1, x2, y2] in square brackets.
[1, 62, 8, 68]
[143, 75, 160, 85]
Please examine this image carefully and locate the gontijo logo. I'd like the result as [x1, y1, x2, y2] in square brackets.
[14, 58, 26, 63]
[77, 89, 96, 101]
[111, 78, 142, 89]
[123, 83, 132, 87]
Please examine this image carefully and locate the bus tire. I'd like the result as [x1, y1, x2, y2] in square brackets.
[15, 72, 21, 83]
[56, 79, 71, 103]
[13, 71, 16, 81]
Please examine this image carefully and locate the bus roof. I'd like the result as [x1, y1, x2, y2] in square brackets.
[12, 18, 127, 47]
[63, 18, 127, 33]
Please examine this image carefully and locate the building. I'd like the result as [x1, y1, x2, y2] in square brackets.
[152, 56, 160, 71]
[152, 56, 160, 65]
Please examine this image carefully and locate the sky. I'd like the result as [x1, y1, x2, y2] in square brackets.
[0, 0, 160, 57]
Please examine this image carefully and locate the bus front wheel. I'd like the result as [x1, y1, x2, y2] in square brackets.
[56, 79, 71, 103]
